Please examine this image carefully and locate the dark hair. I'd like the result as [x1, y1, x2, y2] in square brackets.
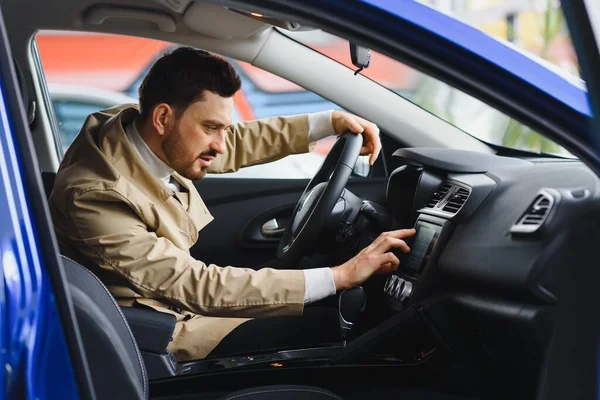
[138, 47, 241, 119]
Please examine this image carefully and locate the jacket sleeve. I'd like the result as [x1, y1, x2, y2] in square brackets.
[208, 114, 311, 173]
[65, 189, 306, 318]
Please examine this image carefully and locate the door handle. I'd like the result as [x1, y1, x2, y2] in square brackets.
[261, 218, 286, 237]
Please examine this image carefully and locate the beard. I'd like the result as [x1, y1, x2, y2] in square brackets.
[161, 125, 216, 181]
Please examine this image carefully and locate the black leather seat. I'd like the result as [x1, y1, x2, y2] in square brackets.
[61, 255, 344, 399]
[42, 171, 56, 199]
[63, 255, 148, 399]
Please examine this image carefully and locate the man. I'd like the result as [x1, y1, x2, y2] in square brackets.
[50, 47, 415, 361]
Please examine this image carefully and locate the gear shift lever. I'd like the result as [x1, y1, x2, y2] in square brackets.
[338, 286, 366, 345]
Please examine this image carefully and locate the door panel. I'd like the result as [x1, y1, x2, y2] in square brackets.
[191, 177, 387, 268]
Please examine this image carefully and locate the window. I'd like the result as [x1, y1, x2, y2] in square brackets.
[285, 1, 580, 158]
[48, 83, 138, 153]
[35, 31, 342, 179]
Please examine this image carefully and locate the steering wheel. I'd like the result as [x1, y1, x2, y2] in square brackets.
[276, 132, 363, 267]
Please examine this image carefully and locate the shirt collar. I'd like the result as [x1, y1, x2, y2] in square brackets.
[125, 119, 174, 185]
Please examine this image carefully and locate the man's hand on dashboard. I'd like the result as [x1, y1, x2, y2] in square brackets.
[331, 228, 416, 291]
[331, 110, 381, 166]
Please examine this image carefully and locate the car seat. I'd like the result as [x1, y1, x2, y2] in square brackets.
[62, 255, 343, 399]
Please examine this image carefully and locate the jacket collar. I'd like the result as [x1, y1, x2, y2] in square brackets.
[124, 118, 175, 188]
[96, 105, 176, 205]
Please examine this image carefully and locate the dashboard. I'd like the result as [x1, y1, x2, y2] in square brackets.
[380, 148, 600, 310]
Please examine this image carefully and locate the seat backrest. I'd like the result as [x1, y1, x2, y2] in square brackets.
[42, 171, 56, 199]
[61, 255, 148, 400]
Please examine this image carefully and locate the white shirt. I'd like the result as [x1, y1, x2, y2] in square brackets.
[125, 111, 337, 304]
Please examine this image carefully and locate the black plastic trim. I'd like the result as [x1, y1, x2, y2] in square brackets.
[546, 3, 600, 395]
[393, 147, 532, 173]
[141, 351, 178, 380]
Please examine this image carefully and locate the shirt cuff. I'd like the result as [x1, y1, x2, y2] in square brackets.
[307, 110, 335, 144]
[303, 267, 336, 304]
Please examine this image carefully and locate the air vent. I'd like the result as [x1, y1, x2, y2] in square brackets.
[425, 182, 453, 208]
[510, 192, 554, 234]
[442, 188, 470, 213]
[423, 182, 471, 216]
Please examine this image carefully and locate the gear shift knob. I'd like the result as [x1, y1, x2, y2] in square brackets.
[338, 286, 366, 345]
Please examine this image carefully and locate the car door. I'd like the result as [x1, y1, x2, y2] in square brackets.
[536, 2, 600, 399]
[0, 9, 93, 400]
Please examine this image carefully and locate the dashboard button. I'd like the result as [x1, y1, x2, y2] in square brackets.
[393, 279, 404, 299]
[399, 280, 413, 302]
[385, 275, 399, 295]
[383, 276, 395, 294]
[384, 276, 414, 303]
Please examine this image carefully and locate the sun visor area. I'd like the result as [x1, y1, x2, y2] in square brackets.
[83, 5, 177, 33]
[182, 2, 268, 39]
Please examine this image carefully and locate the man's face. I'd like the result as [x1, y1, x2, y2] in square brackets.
[162, 91, 233, 180]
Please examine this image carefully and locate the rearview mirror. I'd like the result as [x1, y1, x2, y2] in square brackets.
[349, 43, 371, 72]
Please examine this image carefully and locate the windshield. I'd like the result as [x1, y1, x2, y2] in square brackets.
[284, 1, 580, 158]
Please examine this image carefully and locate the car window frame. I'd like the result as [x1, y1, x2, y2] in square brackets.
[31, 38, 66, 161]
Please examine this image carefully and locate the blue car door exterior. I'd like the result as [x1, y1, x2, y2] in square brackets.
[0, 7, 80, 400]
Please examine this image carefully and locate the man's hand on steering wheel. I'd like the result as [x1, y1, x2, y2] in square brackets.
[331, 111, 381, 166]
[331, 229, 417, 291]
[275, 112, 383, 267]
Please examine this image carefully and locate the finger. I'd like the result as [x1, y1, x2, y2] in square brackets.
[376, 252, 400, 270]
[370, 230, 397, 247]
[383, 228, 416, 239]
[358, 122, 380, 165]
[375, 229, 415, 242]
[374, 237, 410, 254]
[360, 143, 375, 157]
[375, 261, 394, 274]
[346, 117, 364, 134]
[369, 131, 382, 165]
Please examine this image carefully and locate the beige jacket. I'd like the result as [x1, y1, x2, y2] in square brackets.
[50, 104, 310, 360]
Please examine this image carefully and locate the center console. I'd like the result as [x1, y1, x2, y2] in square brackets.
[383, 213, 452, 309]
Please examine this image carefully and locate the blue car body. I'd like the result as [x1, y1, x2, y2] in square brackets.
[0, 78, 79, 397]
[0, 0, 595, 398]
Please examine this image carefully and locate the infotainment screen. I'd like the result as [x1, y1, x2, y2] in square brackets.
[402, 221, 440, 273]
